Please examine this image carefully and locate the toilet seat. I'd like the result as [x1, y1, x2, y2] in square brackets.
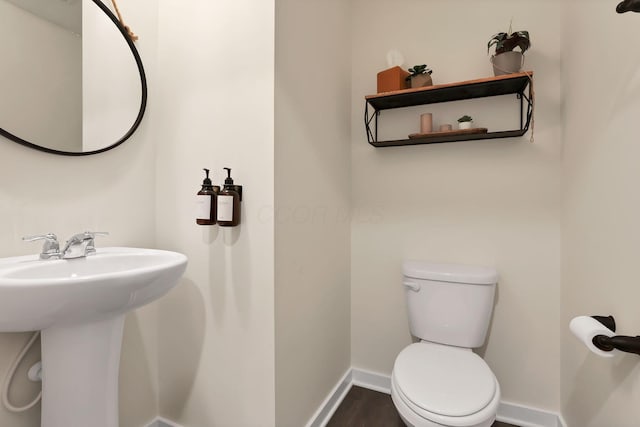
[391, 342, 500, 427]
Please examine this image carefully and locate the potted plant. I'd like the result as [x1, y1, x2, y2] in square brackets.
[405, 64, 433, 88]
[487, 26, 531, 76]
[457, 115, 473, 130]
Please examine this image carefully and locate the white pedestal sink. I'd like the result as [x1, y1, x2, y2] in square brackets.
[0, 247, 188, 427]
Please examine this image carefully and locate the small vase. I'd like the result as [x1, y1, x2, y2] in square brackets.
[410, 74, 433, 88]
[458, 121, 473, 130]
[420, 113, 433, 133]
[491, 51, 524, 76]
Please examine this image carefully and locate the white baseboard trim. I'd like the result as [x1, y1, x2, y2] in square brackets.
[496, 401, 565, 427]
[307, 367, 565, 427]
[351, 367, 391, 394]
[145, 417, 184, 427]
[305, 369, 352, 427]
[557, 414, 568, 427]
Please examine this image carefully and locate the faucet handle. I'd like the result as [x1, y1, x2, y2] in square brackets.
[22, 233, 58, 242]
[87, 232, 109, 238]
[22, 233, 61, 259]
[81, 231, 109, 255]
[71, 231, 109, 239]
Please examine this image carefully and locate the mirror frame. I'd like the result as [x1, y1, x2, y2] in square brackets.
[0, 0, 147, 156]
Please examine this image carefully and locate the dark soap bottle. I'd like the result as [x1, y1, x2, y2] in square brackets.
[216, 167, 241, 227]
[196, 168, 219, 225]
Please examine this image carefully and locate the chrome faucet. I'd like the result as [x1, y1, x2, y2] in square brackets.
[23, 231, 109, 260]
[60, 232, 109, 259]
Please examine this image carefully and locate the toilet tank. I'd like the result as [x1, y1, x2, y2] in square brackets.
[402, 261, 498, 348]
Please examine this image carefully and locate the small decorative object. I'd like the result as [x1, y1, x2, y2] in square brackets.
[439, 124, 453, 132]
[406, 64, 433, 88]
[420, 113, 433, 133]
[487, 23, 531, 76]
[377, 49, 410, 93]
[457, 115, 473, 130]
[377, 66, 410, 93]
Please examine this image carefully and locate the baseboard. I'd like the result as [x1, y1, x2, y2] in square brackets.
[351, 366, 391, 394]
[557, 414, 568, 427]
[306, 367, 565, 427]
[496, 401, 565, 427]
[304, 369, 352, 427]
[145, 417, 184, 427]
[147, 368, 565, 427]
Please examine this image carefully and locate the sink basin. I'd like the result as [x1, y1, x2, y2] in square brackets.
[0, 247, 187, 427]
[0, 247, 187, 331]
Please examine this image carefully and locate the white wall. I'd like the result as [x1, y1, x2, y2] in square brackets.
[350, 0, 563, 413]
[274, 1, 352, 426]
[153, 0, 276, 425]
[113, 5, 162, 427]
[561, 1, 640, 426]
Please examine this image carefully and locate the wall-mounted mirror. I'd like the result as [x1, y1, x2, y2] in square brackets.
[0, 0, 146, 156]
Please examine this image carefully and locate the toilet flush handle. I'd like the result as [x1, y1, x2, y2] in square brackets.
[402, 281, 421, 292]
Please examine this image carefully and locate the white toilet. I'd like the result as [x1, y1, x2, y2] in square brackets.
[391, 260, 501, 427]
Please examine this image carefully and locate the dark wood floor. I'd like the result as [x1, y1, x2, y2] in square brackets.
[327, 386, 518, 427]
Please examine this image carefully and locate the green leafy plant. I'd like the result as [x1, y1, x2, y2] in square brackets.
[405, 64, 433, 81]
[457, 115, 473, 123]
[487, 30, 531, 56]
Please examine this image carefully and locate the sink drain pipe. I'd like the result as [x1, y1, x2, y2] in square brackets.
[2, 331, 42, 412]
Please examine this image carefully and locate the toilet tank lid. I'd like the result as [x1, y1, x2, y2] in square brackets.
[402, 261, 498, 285]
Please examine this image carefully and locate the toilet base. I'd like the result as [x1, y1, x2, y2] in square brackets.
[390, 373, 497, 427]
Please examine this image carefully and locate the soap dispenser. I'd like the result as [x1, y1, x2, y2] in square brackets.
[217, 167, 241, 227]
[196, 168, 219, 225]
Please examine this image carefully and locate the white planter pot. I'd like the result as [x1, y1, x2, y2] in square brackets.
[458, 121, 473, 130]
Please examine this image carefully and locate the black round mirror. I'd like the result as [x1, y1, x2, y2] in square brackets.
[0, 0, 147, 156]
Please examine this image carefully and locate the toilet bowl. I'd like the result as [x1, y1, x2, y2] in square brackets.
[390, 342, 500, 427]
[392, 261, 500, 427]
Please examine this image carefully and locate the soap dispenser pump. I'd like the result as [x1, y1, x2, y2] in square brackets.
[196, 168, 219, 225]
[216, 167, 241, 227]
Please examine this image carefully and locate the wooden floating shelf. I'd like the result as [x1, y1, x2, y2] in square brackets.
[408, 127, 488, 139]
[364, 72, 534, 148]
[371, 129, 527, 148]
[366, 72, 533, 110]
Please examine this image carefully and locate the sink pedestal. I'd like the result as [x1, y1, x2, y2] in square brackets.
[40, 315, 125, 427]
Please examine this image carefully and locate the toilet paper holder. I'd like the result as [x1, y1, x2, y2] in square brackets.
[591, 315, 640, 356]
